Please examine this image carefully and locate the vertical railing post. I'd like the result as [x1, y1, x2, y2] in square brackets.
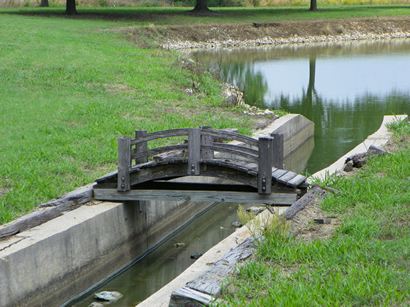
[135, 130, 148, 165]
[271, 133, 284, 169]
[188, 128, 201, 175]
[258, 137, 274, 195]
[200, 126, 213, 161]
[118, 137, 131, 192]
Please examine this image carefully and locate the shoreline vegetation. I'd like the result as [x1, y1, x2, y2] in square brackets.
[0, 6, 409, 225]
[221, 120, 410, 305]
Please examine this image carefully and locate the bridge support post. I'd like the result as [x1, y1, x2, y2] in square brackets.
[135, 130, 148, 164]
[118, 137, 131, 192]
[271, 133, 284, 169]
[188, 128, 201, 175]
[258, 137, 274, 195]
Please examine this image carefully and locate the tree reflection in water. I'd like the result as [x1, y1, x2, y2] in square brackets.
[197, 42, 410, 172]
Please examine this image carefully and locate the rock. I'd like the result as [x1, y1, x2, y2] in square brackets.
[246, 206, 265, 215]
[346, 152, 367, 168]
[231, 220, 242, 228]
[174, 242, 185, 248]
[89, 303, 104, 307]
[222, 84, 244, 106]
[190, 252, 203, 260]
[313, 218, 331, 224]
[368, 144, 387, 155]
[94, 291, 123, 303]
[184, 88, 194, 96]
[343, 160, 354, 172]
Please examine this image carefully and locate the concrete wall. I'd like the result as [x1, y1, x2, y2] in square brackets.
[0, 114, 314, 307]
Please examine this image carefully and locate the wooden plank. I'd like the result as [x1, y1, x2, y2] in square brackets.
[258, 137, 274, 195]
[134, 130, 148, 164]
[202, 144, 258, 162]
[130, 128, 190, 144]
[201, 132, 214, 160]
[285, 186, 326, 219]
[170, 286, 215, 306]
[201, 128, 258, 147]
[277, 171, 298, 184]
[272, 169, 288, 180]
[287, 174, 307, 188]
[0, 185, 93, 239]
[93, 189, 297, 205]
[117, 137, 131, 192]
[188, 128, 201, 175]
[271, 133, 284, 169]
[186, 236, 256, 296]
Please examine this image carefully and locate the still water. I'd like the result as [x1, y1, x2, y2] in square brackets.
[196, 39, 410, 173]
[72, 40, 410, 306]
[71, 203, 247, 306]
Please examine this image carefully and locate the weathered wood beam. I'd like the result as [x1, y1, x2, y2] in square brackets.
[258, 137, 274, 195]
[285, 186, 326, 220]
[272, 133, 284, 169]
[117, 137, 131, 192]
[188, 128, 201, 175]
[169, 236, 256, 305]
[134, 130, 148, 164]
[93, 188, 297, 205]
[0, 185, 93, 239]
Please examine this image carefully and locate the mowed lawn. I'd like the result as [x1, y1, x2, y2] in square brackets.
[0, 12, 254, 224]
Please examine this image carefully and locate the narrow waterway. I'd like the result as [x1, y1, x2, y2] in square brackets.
[72, 39, 410, 306]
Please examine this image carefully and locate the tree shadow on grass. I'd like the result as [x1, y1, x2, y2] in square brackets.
[1, 5, 408, 23]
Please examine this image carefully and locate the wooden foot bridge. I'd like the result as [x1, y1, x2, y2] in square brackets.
[93, 128, 308, 205]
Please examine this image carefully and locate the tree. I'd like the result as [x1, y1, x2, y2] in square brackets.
[66, 0, 77, 15]
[39, 0, 49, 7]
[309, 0, 317, 11]
[192, 0, 210, 13]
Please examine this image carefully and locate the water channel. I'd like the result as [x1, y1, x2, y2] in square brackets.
[72, 39, 410, 306]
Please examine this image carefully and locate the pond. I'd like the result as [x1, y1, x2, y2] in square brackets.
[70, 39, 410, 306]
[195, 39, 410, 173]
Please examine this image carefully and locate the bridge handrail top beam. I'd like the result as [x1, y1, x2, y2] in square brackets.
[128, 127, 259, 147]
[201, 128, 258, 147]
[130, 128, 191, 145]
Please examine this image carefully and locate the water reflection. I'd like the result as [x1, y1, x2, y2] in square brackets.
[197, 40, 410, 173]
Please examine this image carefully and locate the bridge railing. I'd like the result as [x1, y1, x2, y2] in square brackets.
[117, 127, 284, 195]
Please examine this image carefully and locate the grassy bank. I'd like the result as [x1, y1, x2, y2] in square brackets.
[222, 120, 410, 305]
[0, 12, 257, 224]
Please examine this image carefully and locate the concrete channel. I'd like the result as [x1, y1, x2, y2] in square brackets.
[0, 114, 313, 307]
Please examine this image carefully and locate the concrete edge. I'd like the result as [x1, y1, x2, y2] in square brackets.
[309, 115, 408, 182]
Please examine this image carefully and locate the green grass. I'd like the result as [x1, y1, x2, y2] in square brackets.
[221, 121, 410, 306]
[0, 12, 255, 224]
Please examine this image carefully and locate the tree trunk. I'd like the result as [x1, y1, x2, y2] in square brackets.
[193, 0, 210, 12]
[309, 0, 317, 11]
[40, 0, 49, 7]
[66, 0, 77, 15]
